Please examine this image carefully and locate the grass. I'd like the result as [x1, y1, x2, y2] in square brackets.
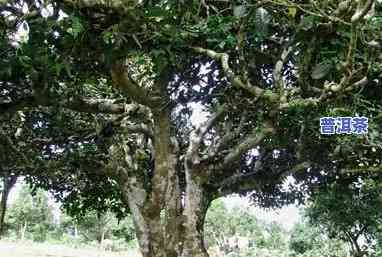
[0, 240, 141, 257]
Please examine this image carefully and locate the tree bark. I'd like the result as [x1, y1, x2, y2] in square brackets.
[119, 109, 181, 257]
[109, 62, 216, 256]
[0, 175, 17, 239]
[181, 169, 211, 257]
[20, 220, 27, 241]
[118, 108, 212, 257]
[125, 177, 210, 257]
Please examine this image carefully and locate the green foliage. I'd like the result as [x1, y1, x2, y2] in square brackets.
[67, 16, 84, 39]
[74, 210, 135, 244]
[4, 184, 135, 248]
[1, 0, 382, 255]
[7, 184, 54, 242]
[205, 199, 288, 255]
[203, 15, 238, 49]
[205, 200, 349, 257]
[289, 220, 347, 257]
[306, 179, 382, 255]
[263, 222, 287, 250]
[205, 200, 263, 249]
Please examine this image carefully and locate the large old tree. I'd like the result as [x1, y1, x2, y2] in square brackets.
[1, 0, 382, 256]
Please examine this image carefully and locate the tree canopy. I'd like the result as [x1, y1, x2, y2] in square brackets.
[1, 0, 382, 256]
[306, 178, 382, 256]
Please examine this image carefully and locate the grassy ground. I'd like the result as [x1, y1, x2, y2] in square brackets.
[0, 241, 141, 257]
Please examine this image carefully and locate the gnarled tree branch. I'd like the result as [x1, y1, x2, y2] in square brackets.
[0, 94, 139, 115]
[192, 47, 266, 99]
[60, 0, 141, 11]
[351, 0, 375, 23]
[223, 121, 275, 165]
[186, 105, 226, 167]
[111, 62, 160, 108]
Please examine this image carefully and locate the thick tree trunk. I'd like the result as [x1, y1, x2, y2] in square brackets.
[126, 180, 210, 257]
[119, 109, 211, 257]
[0, 175, 17, 238]
[119, 109, 181, 257]
[181, 172, 211, 257]
[131, 174, 210, 257]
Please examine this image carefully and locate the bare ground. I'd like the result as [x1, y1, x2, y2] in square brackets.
[0, 241, 141, 257]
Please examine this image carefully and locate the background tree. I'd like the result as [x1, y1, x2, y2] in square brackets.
[205, 199, 265, 254]
[7, 184, 54, 241]
[74, 210, 135, 246]
[289, 219, 347, 257]
[306, 178, 382, 257]
[263, 221, 287, 251]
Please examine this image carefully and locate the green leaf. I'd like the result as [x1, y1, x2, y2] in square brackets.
[288, 7, 297, 18]
[67, 16, 83, 39]
[102, 31, 113, 44]
[55, 63, 63, 76]
[145, 7, 168, 18]
[18, 55, 32, 68]
[225, 34, 237, 48]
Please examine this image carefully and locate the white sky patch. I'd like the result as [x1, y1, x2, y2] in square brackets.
[190, 102, 208, 127]
[40, 4, 54, 17]
[10, 21, 29, 47]
[282, 176, 296, 191]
